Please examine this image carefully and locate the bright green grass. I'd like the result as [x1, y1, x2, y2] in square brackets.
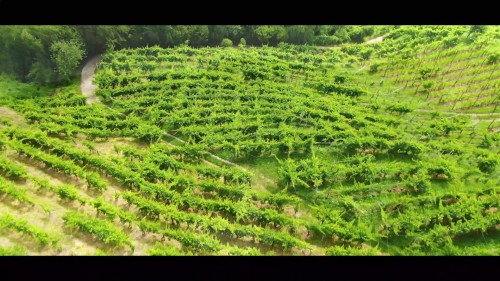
[0, 74, 52, 99]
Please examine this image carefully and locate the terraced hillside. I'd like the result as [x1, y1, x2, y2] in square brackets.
[1, 91, 317, 255]
[0, 25, 498, 255]
[382, 39, 499, 112]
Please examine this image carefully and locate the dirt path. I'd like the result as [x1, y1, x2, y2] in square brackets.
[81, 55, 101, 105]
[317, 34, 386, 49]
[0, 107, 26, 126]
[366, 36, 384, 44]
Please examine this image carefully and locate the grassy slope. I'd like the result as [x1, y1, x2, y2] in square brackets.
[0, 74, 52, 99]
[0, 26, 498, 255]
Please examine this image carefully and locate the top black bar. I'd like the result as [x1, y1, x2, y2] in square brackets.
[0, 0, 498, 24]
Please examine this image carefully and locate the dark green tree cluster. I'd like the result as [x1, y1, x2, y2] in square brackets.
[0, 26, 85, 84]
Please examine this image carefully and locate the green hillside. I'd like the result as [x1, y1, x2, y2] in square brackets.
[0, 25, 498, 256]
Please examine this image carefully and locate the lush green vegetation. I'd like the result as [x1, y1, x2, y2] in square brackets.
[378, 27, 499, 112]
[0, 25, 498, 255]
[0, 213, 59, 247]
[0, 25, 388, 85]
[0, 74, 52, 99]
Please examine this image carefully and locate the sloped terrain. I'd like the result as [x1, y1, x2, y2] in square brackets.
[0, 25, 498, 255]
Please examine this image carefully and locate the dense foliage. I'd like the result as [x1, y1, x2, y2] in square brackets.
[0, 25, 498, 255]
[0, 25, 389, 85]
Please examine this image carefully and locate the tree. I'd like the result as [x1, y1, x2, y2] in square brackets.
[186, 25, 209, 47]
[208, 25, 242, 45]
[50, 40, 85, 83]
[75, 25, 130, 54]
[220, 38, 233, 48]
[255, 26, 288, 46]
[0, 26, 83, 83]
[348, 26, 365, 43]
[286, 25, 314, 44]
[164, 25, 190, 46]
[238, 38, 247, 47]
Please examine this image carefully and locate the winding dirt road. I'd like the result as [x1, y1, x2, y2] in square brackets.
[81, 55, 101, 105]
[317, 34, 386, 49]
[365, 36, 384, 44]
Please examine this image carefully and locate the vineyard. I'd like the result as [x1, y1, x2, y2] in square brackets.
[381, 36, 499, 113]
[0, 25, 498, 255]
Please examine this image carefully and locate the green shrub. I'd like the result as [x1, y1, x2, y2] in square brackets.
[238, 38, 246, 47]
[487, 53, 499, 64]
[220, 38, 233, 48]
[478, 157, 497, 173]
